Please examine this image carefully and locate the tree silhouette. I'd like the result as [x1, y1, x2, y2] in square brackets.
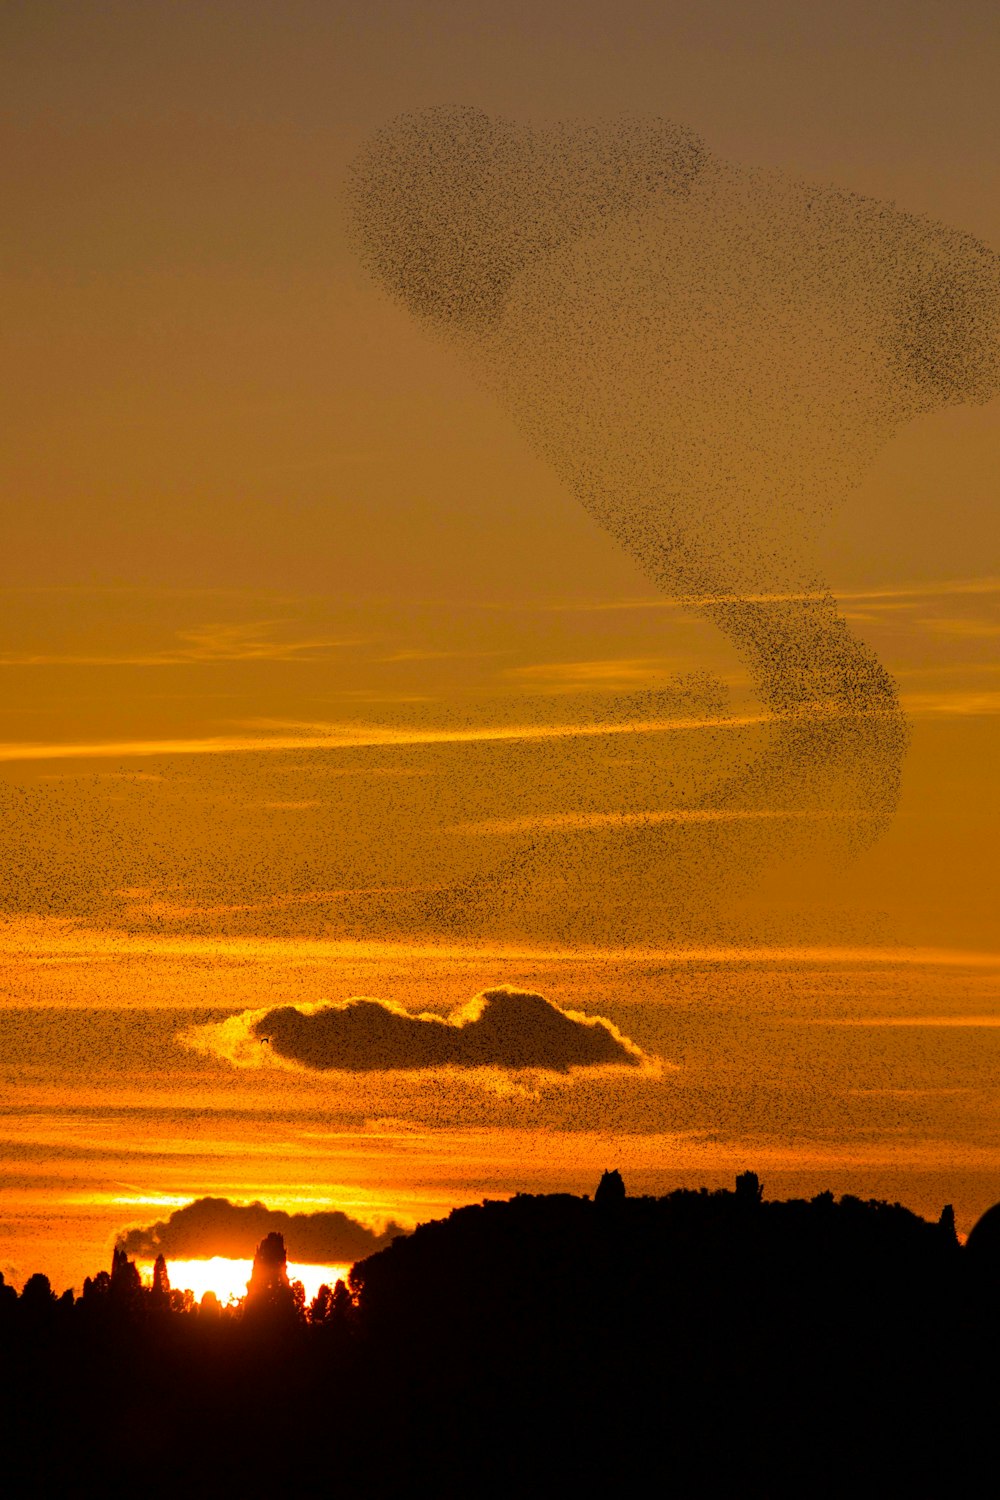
[150, 1252, 171, 1312]
[244, 1231, 296, 1323]
[0, 1272, 16, 1317]
[308, 1283, 333, 1325]
[199, 1289, 222, 1318]
[594, 1169, 626, 1206]
[1, 1175, 998, 1494]
[938, 1203, 959, 1245]
[19, 1272, 54, 1315]
[735, 1170, 763, 1205]
[110, 1247, 143, 1310]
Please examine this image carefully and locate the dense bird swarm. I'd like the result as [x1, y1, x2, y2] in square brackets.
[3, 111, 998, 954]
[348, 105, 1000, 926]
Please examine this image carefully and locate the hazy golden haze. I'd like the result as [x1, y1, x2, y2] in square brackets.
[2, 568, 997, 1288]
[2, 1, 1000, 1289]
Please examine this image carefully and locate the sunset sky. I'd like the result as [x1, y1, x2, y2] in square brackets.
[2, 0, 999, 1293]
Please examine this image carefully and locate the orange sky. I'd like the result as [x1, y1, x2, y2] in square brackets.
[2, 0, 999, 1290]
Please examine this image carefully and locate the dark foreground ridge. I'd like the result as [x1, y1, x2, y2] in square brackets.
[3, 1173, 1000, 1496]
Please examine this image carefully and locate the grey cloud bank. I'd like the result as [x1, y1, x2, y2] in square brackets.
[118, 1196, 405, 1265]
[253, 987, 648, 1073]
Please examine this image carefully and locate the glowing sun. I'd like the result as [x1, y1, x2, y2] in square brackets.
[142, 1257, 351, 1305]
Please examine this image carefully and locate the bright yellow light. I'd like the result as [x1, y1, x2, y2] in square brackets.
[141, 1256, 351, 1305]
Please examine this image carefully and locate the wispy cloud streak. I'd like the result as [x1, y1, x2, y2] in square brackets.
[499, 577, 1000, 613]
[0, 621, 360, 667]
[456, 809, 871, 835]
[1, 917, 997, 970]
[0, 713, 769, 764]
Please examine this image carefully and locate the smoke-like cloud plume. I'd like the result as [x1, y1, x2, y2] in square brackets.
[347, 107, 1000, 922]
[256, 987, 644, 1072]
[117, 1196, 405, 1264]
[185, 987, 650, 1075]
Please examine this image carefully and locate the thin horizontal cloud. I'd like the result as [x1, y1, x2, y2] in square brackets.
[184, 988, 653, 1075]
[896, 662, 1000, 678]
[0, 585, 305, 600]
[900, 690, 1000, 716]
[505, 657, 679, 686]
[456, 808, 871, 836]
[114, 886, 416, 921]
[272, 766, 433, 778]
[377, 648, 510, 662]
[36, 770, 168, 782]
[2, 916, 999, 970]
[918, 618, 1000, 638]
[798, 1016, 1000, 1028]
[0, 712, 771, 764]
[258, 800, 323, 810]
[482, 576, 1000, 613]
[0, 621, 361, 667]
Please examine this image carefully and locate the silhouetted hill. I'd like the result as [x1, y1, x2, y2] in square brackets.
[2, 1175, 999, 1496]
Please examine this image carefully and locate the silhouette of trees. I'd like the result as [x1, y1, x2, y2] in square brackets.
[110, 1246, 143, 1313]
[244, 1230, 297, 1326]
[594, 1168, 626, 1207]
[2, 1178, 1000, 1493]
[331, 1279, 353, 1321]
[0, 1271, 19, 1317]
[19, 1273, 54, 1316]
[151, 1252, 171, 1307]
[734, 1169, 763, 1204]
[938, 1202, 959, 1246]
[308, 1282, 333, 1325]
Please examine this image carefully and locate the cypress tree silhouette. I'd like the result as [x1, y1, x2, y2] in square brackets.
[735, 1171, 764, 1205]
[2, 1177, 999, 1494]
[19, 1272, 54, 1315]
[110, 1246, 143, 1311]
[308, 1283, 333, 1324]
[244, 1232, 296, 1322]
[938, 1204, 959, 1246]
[594, 1169, 626, 1207]
[151, 1252, 171, 1307]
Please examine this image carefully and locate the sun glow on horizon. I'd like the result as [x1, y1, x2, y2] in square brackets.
[141, 1257, 352, 1306]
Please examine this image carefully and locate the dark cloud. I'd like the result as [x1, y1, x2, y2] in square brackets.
[252, 987, 647, 1073]
[117, 1196, 405, 1264]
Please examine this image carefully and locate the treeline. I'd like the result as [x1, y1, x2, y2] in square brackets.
[0, 1235, 356, 1331]
[2, 1174, 999, 1495]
